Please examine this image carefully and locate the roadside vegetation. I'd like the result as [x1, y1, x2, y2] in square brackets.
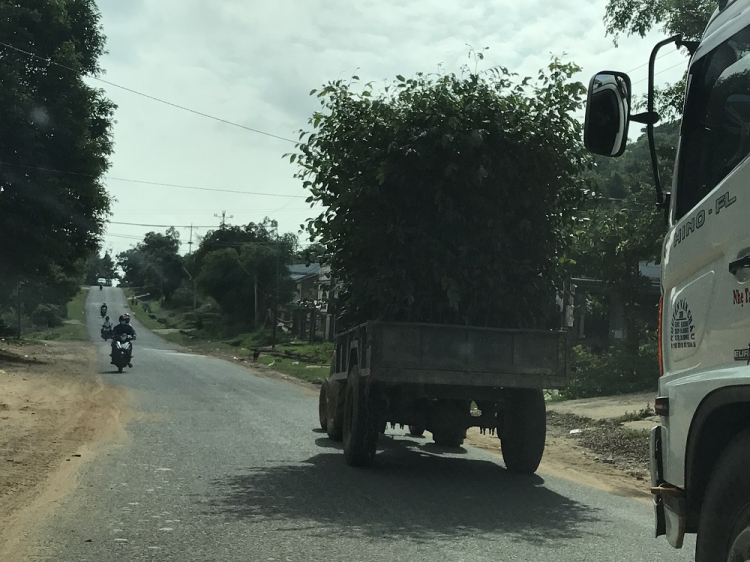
[20, 288, 89, 342]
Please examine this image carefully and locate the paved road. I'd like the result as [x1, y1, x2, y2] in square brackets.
[32, 287, 696, 561]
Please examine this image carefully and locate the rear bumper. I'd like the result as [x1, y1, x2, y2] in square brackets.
[650, 425, 686, 549]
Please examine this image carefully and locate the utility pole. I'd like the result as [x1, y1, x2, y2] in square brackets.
[182, 267, 196, 311]
[187, 224, 194, 254]
[214, 211, 233, 230]
[254, 275, 259, 331]
[15, 282, 22, 339]
[271, 220, 279, 349]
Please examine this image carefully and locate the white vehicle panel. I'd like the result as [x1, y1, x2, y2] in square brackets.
[660, 17, 750, 488]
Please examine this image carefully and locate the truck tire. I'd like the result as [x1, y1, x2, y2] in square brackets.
[695, 429, 750, 562]
[408, 425, 425, 437]
[432, 428, 465, 447]
[500, 388, 546, 474]
[342, 364, 378, 467]
[326, 380, 344, 442]
[318, 382, 329, 431]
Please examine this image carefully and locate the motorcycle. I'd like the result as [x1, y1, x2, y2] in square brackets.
[111, 334, 135, 373]
[100, 326, 113, 341]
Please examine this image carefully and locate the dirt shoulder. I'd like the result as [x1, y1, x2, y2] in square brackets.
[0, 339, 127, 562]
[468, 392, 658, 500]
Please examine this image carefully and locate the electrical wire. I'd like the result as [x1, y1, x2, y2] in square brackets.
[626, 48, 682, 74]
[0, 161, 303, 198]
[632, 59, 688, 86]
[0, 41, 298, 144]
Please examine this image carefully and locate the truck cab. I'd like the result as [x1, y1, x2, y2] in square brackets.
[584, 1, 750, 560]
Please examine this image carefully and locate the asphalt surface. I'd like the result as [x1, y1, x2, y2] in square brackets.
[31, 287, 696, 561]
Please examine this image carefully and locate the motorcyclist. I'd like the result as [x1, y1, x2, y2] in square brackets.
[101, 316, 113, 338]
[100, 303, 108, 318]
[111, 315, 137, 367]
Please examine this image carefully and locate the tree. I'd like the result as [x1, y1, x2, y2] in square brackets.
[194, 220, 296, 324]
[296, 243, 327, 265]
[604, 0, 714, 43]
[85, 250, 117, 284]
[293, 59, 590, 330]
[117, 228, 184, 300]
[0, 0, 115, 290]
[603, 0, 714, 121]
[573, 122, 679, 350]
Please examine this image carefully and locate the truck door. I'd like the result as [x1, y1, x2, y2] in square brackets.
[662, 22, 750, 455]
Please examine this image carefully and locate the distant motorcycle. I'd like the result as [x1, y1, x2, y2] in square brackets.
[100, 326, 113, 341]
[111, 334, 135, 373]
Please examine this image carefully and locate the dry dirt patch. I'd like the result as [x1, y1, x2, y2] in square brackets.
[0, 339, 127, 562]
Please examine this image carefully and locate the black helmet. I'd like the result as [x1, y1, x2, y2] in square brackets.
[105, 316, 110, 321]
[118, 315, 125, 322]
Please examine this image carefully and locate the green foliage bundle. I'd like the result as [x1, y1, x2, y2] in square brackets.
[294, 59, 590, 329]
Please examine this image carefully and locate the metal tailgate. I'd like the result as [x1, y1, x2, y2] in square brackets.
[369, 321, 568, 389]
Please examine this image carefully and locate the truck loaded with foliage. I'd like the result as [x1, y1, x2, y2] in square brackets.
[292, 58, 590, 470]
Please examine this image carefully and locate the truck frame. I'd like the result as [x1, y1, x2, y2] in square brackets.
[318, 320, 568, 472]
[584, 1, 750, 559]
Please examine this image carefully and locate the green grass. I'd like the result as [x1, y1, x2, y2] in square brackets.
[257, 354, 329, 384]
[123, 289, 171, 331]
[122, 287, 334, 385]
[25, 288, 89, 341]
[274, 342, 334, 363]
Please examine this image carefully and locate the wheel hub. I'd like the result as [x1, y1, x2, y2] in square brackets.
[729, 526, 750, 562]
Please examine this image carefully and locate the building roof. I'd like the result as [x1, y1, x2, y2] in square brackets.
[288, 263, 321, 282]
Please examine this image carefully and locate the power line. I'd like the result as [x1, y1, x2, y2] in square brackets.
[0, 40, 298, 144]
[115, 208, 310, 216]
[0, 161, 303, 198]
[632, 59, 688, 86]
[626, 48, 681, 74]
[109, 221, 216, 228]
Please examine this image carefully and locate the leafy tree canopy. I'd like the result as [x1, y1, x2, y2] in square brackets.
[603, 0, 715, 121]
[117, 228, 184, 300]
[192, 219, 296, 322]
[0, 0, 115, 283]
[604, 0, 715, 43]
[293, 58, 590, 329]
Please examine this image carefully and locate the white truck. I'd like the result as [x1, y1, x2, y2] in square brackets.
[584, 1, 750, 560]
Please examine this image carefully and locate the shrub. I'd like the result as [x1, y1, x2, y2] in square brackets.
[562, 344, 659, 399]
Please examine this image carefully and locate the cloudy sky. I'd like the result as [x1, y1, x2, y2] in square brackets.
[93, 0, 690, 256]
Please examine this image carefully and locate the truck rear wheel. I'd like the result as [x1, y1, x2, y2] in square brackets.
[326, 380, 344, 442]
[318, 382, 329, 431]
[408, 425, 425, 437]
[432, 428, 465, 447]
[500, 388, 546, 474]
[695, 429, 750, 562]
[342, 364, 378, 467]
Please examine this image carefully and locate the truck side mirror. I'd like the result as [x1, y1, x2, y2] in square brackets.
[584, 71, 632, 157]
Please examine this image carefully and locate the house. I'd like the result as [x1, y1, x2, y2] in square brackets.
[286, 263, 340, 341]
[564, 261, 661, 346]
[288, 263, 322, 302]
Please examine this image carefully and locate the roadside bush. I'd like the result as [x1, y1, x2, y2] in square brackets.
[562, 344, 659, 399]
[164, 284, 196, 310]
[30, 304, 64, 328]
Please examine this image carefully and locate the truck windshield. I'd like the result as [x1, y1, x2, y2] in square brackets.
[676, 23, 750, 219]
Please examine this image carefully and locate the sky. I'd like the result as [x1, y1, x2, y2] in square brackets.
[92, 0, 691, 257]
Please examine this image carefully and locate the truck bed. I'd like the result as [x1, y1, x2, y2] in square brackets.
[333, 321, 568, 390]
